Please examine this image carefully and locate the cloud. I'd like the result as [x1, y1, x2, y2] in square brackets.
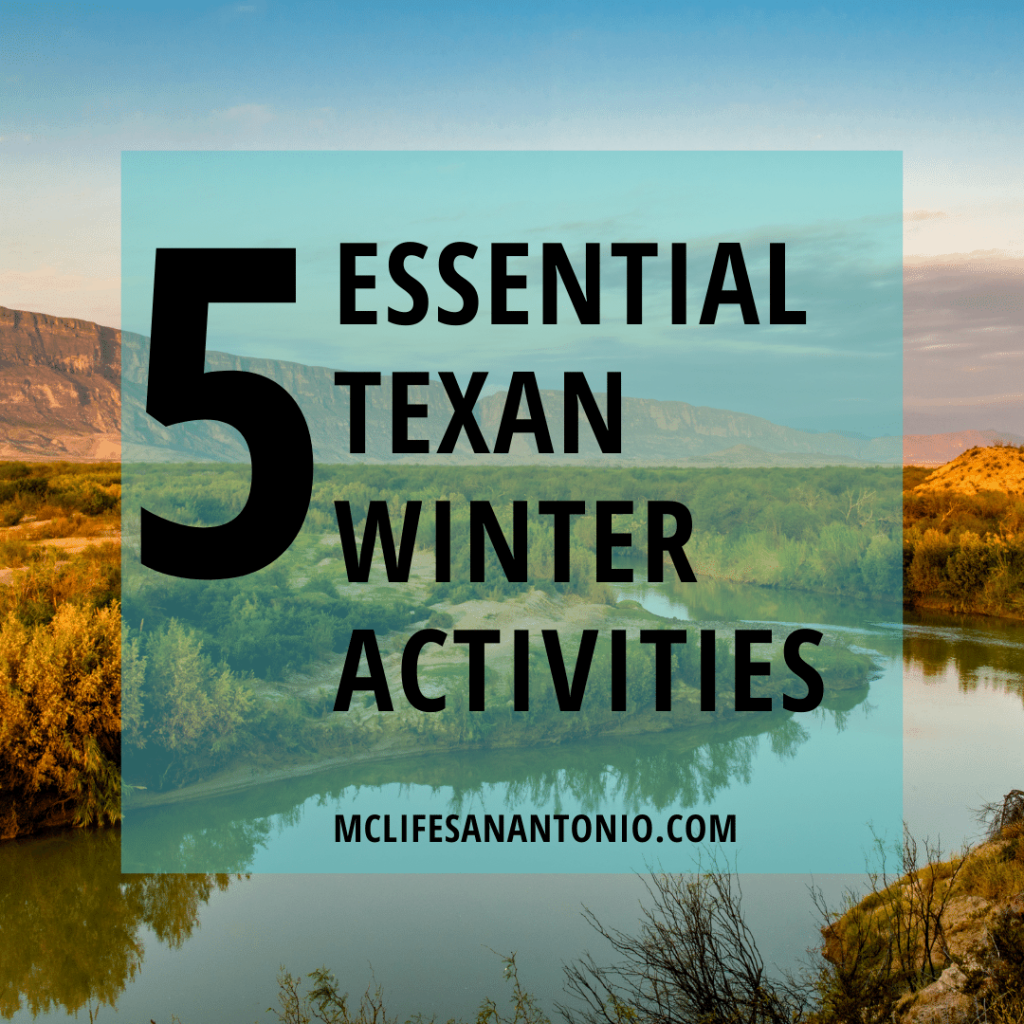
[904, 209, 948, 222]
[904, 251, 1024, 433]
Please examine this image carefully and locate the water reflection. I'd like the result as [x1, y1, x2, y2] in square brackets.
[904, 608, 1024, 700]
[0, 828, 244, 1020]
[124, 571, 894, 873]
[125, 687, 868, 874]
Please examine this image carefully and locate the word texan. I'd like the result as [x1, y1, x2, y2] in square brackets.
[335, 370, 620, 454]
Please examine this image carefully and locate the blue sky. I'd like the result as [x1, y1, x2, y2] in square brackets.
[121, 150, 902, 433]
[2, 1, 1022, 431]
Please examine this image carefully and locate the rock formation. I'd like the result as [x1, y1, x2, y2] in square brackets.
[0, 304, 915, 465]
[0, 306, 120, 460]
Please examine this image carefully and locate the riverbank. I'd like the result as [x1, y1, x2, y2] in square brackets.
[817, 793, 1024, 1024]
[125, 580, 876, 812]
[906, 594, 1024, 624]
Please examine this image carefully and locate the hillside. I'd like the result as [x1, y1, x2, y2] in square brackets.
[915, 443, 1024, 496]
[5, 302, 993, 468]
[818, 793, 1024, 1023]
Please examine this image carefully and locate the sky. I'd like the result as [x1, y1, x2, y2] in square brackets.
[2, 0, 1022, 434]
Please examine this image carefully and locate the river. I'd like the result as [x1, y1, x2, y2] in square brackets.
[2, 576, 1021, 1023]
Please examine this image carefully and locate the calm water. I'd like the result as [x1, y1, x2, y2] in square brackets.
[4, 579, 1022, 1023]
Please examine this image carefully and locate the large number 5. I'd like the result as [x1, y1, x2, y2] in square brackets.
[141, 248, 313, 579]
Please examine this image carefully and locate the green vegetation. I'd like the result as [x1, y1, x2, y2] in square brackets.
[121, 607, 872, 795]
[120, 463, 885, 794]
[904, 466, 1024, 617]
[128, 462, 903, 601]
[0, 460, 119, 532]
[0, 462, 121, 839]
[1, 460, 890, 826]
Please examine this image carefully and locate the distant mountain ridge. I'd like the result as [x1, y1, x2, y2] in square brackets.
[120, 327, 902, 466]
[904, 430, 1024, 466]
[0, 303, 986, 467]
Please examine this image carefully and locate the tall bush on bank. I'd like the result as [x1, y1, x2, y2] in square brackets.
[122, 619, 254, 788]
[0, 603, 121, 838]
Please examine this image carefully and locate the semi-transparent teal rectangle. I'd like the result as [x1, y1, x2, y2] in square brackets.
[121, 151, 902, 874]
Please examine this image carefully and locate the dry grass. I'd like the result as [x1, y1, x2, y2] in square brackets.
[957, 828, 1024, 902]
[0, 536, 37, 568]
[917, 444, 1024, 497]
[30, 512, 118, 539]
[1, 513, 119, 571]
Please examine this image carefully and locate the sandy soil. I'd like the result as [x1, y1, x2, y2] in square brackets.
[0, 518, 120, 583]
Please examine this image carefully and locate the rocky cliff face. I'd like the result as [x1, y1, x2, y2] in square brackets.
[122, 331, 901, 466]
[821, 794, 1024, 1024]
[3, 305, 905, 465]
[0, 307, 120, 460]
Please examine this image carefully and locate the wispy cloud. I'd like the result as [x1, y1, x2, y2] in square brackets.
[905, 252, 1024, 433]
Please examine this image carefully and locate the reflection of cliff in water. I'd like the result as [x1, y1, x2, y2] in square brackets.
[0, 828, 244, 1019]
[904, 609, 1024, 701]
[125, 692, 866, 873]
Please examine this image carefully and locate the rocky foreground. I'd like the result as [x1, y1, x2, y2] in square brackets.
[819, 792, 1024, 1023]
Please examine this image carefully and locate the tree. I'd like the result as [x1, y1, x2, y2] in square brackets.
[559, 866, 811, 1024]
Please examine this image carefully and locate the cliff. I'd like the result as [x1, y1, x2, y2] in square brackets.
[119, 331, 901, 466]
[3, 304, 907, 465]
[0, 306, 120, 460]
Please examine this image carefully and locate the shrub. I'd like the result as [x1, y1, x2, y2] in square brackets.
[0, 602, 122, 837]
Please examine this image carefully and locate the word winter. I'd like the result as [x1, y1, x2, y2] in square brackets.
[333, 499, 697, 585]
